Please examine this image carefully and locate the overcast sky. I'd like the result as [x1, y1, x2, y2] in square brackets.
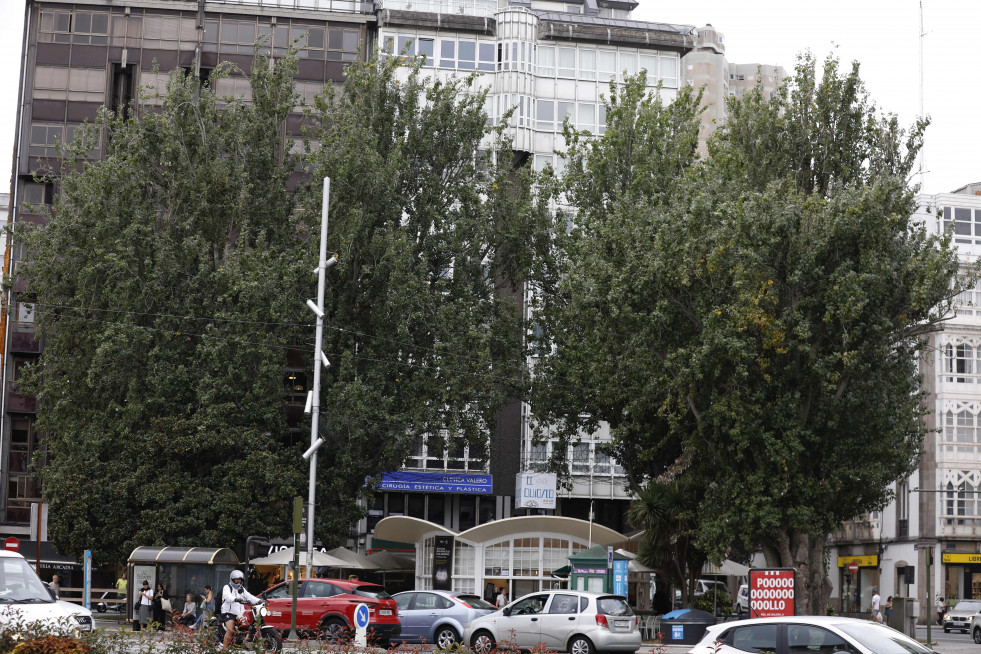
[0, 1, 974, 195]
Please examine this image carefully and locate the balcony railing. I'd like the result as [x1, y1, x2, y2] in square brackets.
[379, 0, 497, 18]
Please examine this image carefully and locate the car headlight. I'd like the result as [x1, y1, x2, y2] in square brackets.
[944, 615, 952, 621]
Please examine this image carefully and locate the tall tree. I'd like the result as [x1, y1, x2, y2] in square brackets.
[531, 54, 968, 613]
[16, 47, 550, 561]
[300, 53, 552, 535]
[15, 54, 310, 563]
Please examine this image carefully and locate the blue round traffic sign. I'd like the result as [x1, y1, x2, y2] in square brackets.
[354, 603, 370, 629]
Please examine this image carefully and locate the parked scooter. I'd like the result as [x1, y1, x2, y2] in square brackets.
[209, 601, 283, 652]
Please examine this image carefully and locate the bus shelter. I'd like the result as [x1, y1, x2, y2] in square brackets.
[126, 546, 240, 627]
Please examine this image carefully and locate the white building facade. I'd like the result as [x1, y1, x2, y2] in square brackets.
[830, 184, 981, 621]
[361, 0, 694, 552]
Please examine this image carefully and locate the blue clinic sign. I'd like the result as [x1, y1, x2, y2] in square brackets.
[612, 559, 628, 597]
[377, 472, 492, 494]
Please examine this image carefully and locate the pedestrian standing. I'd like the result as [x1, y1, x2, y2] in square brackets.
[138, 580, 153, 630]
[49, 575, 61, 600]
[937, 596, 946, 626]
[496, 587, 508, 609]
[884, 596, 893, 622]
[870, 589, 881, 622]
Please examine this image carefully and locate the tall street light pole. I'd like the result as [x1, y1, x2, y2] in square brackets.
[303, 177, 336, 578]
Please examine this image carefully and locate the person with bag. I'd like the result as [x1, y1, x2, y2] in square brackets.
[137, 580, 153, 630]
[870, 589, 881, 622]
[152, 581, 169, 629]
[195, 584, 215, 630]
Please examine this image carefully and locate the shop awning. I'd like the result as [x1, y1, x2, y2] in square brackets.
[367, 550, 415, 571]
[327, 547, 380, 570]
[702, 559, 750, 576]
[250, 547, 347, 567]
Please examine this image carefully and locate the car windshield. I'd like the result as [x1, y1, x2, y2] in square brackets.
[835, 622, 933, 654]
[353, 586, 391, 600]
[456, 595, 497, 610]
[597, 597, 633, 616]
[0, 557, 54, 603]
[952, 600, 981, 612]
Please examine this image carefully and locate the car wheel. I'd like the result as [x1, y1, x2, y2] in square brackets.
[569, 635, 595, 654]
[435, 626, 461, 649]
[471, 629, 496, 654]
[95, 603, 107, 613]
[974, 628, 981, 644]
[943, 627, 949, 633]
[319, 618, 349, 642]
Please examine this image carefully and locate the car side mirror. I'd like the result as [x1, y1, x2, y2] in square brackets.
[503, 607, 511, 617]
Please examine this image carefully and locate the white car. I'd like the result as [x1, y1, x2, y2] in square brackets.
[464, 590, 640, 654]
[735, 585, 749, 614]
[0, 550, 93, 634]
[688, 615, 932, 654]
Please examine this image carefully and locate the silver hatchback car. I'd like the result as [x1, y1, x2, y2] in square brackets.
[464, 590, 640, 654]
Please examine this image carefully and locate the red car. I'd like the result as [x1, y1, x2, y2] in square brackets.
[261, 578, 400, 644]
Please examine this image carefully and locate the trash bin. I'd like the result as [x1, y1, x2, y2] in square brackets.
[661, 608, 717, 645]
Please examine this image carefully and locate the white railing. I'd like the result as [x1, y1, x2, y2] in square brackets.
[379, 0, 497, 18]
[201, 0, 374, 14]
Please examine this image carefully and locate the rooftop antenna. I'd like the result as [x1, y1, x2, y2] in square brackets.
[918, 0, 926, 189]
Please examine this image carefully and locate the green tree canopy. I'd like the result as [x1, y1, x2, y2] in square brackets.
[297, 54, 552, 534]
[530, 54, 967, 613]
[16, 50, 548, 562]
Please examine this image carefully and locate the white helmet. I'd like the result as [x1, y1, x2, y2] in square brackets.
[230, 570, 245, 584]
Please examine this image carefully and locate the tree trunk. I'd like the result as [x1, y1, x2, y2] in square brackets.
[762, 530, 832, 615]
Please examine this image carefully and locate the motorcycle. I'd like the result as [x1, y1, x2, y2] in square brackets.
[210, 601, 283, 652]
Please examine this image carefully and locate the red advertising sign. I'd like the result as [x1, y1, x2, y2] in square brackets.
[749, 568, 795, 618]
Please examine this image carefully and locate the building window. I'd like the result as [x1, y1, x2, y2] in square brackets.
[39, 10, 108, 45]
[945, 480, 978, 522]
[579, 49, 596, 80]
[6, 416, 41, 524]
[458, 41, 476, 70]
[418, 38, 434, 66]
[597, 50, 616, 82]
[478, 43, 495, 72]
[290, 25, 326, 59]
[29, 123, 64, 159]
[35, 66, 107, 103]
[440, 40, 455, 68]
[557, 47, 576, 78]
[660, 55, 678, 86]
[942, 408, 980, 455]
[945, 342, 978, 383]
[639, 54, 657, 82]
[538, 46, 555, 77]
[578, 103, 595, 133]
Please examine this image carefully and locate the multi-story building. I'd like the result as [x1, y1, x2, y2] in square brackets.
[681, 23, 786, 156]
[360, 0, 695, 550]
[830, 183, 981, 621]
[4, 0, 699, 586]
[1, 0, 377, 542]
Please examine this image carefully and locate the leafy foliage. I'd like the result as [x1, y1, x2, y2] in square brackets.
[15, 47, 547, 560]
[298, 54, 551, 530]
[530, 53, 968, 613]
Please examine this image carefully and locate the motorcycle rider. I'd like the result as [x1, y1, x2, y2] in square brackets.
[220, 569, 263, 648]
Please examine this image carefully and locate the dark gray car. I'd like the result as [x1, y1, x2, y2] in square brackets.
[394, 590, 497, 648]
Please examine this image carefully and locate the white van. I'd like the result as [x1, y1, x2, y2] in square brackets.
[0, 550, 92, 634]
